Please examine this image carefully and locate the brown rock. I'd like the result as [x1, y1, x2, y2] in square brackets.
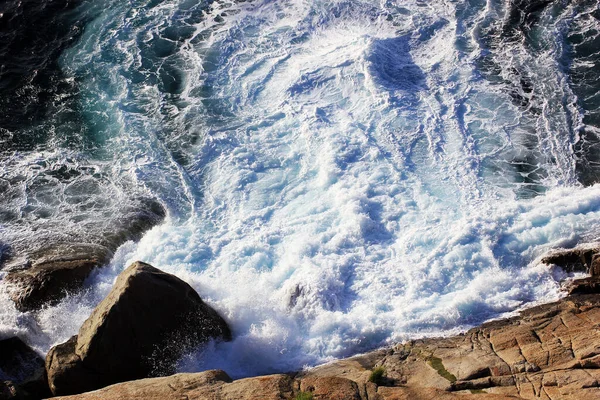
[49, 371, 521, 400]
[51, 373, 345, 400]
[540, 244, 600, 274]
[372, 294, 600, 399]
[297, 351, 384, 383]
[566, 276, 600, 294]
[46, 262, 231, 396]
[45, 336, 108, 396]
[299, 376, 362, 399]
[222, 374, 293, 399]
[375, 386, 519, 399]
[50, 370, 232, 400]
[49, 371, 295, 400]
[3, 198, 166, 312]
[4, 244, 111, 312]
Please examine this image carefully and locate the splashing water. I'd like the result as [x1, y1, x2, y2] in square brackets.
[1, 0, 600, 378]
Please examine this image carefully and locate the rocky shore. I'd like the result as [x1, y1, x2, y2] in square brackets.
[2, 246, 600, 399]
[45, 288, 600, 399]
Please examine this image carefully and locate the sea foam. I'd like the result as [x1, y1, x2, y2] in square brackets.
[1, 0, 599, 378]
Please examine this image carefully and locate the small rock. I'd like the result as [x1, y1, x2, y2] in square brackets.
[540, 245, 600, 274]
[567, 276, 600, 295]
[0, 381, 17, 400]
[100, 198, 166, 251]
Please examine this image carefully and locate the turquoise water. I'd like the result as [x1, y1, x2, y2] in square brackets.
[1, 0, 600, 378]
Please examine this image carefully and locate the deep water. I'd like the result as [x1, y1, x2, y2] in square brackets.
[1, 0, 600, 378]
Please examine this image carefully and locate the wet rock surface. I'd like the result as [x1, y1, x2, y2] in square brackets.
[49, 276, 600, 399]
[2, 198, 166, 312]
[540, 243, 600, 275]
[4, 244, 111, 312]
[0, 337, 44, 383]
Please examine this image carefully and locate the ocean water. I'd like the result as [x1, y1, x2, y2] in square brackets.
[1, 0, 600, 378]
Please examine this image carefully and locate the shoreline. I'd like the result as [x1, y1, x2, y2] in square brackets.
[3, 245, 599, 399]
[49, 288, 600, 399]
[45, 246, 600, 399]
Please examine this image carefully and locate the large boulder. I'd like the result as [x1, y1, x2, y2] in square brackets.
[46, 261, 231, 396]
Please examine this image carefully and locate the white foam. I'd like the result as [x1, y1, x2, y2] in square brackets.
[1, 0, 599, 379]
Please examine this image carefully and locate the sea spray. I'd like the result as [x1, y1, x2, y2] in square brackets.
[1, 0, 599, 379]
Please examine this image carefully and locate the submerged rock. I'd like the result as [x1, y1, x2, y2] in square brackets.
[0, 337, 44, 383]
[4, 244, 111, 312]
[46, 261, 231, 396]
[0, 381, 18, 400]
[3, 198, 166, 312]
